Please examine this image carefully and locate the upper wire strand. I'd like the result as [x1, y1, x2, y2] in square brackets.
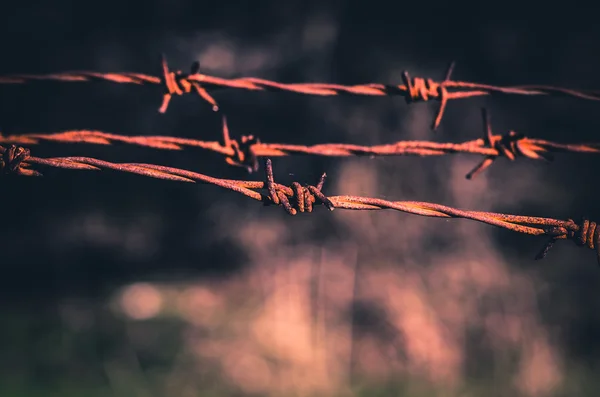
[2, 58, 600, 129]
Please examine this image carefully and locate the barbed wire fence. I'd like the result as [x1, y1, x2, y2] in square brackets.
[1, 56, 598, 264]
[2, 109, 599, 178]
[3, 57, 600, 129]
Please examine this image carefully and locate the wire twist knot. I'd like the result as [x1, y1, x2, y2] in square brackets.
[263, 159, 334, 216]
[401, 62, 454, 130]
[466, 109, 552, 179]
[402, 75, 445, 103]
[538, 218, 600, 265]
[490, 131, 529, 160]
[159, 57, 219, 113]
[226, 134, 260, 173]
[221, 117, 259, 173]
[0, 145, 41, 176]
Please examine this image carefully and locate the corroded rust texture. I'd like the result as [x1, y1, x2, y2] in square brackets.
[1, 145, 597, 264]
[1, 110, 597, 177]
[2, 58, 600, 129]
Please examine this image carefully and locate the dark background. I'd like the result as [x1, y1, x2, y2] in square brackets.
[1, 2, 599, 396]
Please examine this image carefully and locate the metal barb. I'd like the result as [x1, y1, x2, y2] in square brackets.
[159, 55, 219, 113]
[2, 114, 598, 178]
[1, 143, 598, 265]
[2, 58, 600, 129]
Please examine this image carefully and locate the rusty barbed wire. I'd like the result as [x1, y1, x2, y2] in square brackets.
[1, 143, 598, 264]
[2, 109, 598, 177]
[2, 57, 600, 129]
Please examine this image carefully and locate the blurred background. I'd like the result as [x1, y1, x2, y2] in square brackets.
[1, 2, 600, 396]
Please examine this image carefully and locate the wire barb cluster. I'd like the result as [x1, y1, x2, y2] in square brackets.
[221, 117, 260, 172]
[3, 57, 600, 129]
[1, 143, 598, 264]
[0, 145, 41, 176]
[538, 219, 600, 264]
[466, 108, 554, 179]
[2, 110, 599, 178]
[160, 57, 219, 113]
[263, 159, 334, 215]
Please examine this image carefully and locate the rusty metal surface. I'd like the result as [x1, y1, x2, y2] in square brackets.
[2, 144, 598, 264]
[2, 58, 600, 129]
[1, 109, 598, 177]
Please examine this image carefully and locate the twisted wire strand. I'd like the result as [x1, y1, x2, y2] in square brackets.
[2, 57, 600, 129]
[1, 144, 598, 264]
[2, 109, 598, 178]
